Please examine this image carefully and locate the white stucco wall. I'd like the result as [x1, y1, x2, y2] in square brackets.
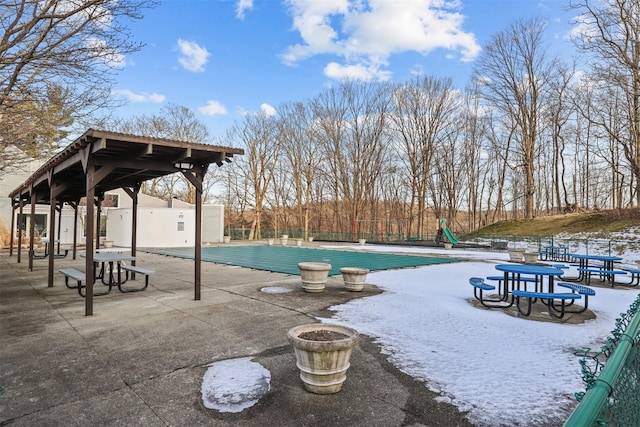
[106, 207, 195, 247]
[3, 185, 224, 247]
[202, 205, 224, 244]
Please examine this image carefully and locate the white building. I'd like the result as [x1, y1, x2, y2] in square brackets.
[1, 148, 225, 248]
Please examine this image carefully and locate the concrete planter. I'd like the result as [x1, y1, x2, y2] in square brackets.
[296, 239, 303, 247]
[443, 243, 453, 250]
[308, 236, 314, 242]
[524, 252, 539, 263]
[298, 262, 331, 293]
[358, 239, 366, 246]
[223, 236, 231, 244]
[287, 323, 359, 394]
[340, 267, 369, 292]
[267, 239, 274, 246]
[508, 250, 524, 263]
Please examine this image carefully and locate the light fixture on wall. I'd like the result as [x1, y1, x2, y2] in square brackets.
[174, 162, 193, 171]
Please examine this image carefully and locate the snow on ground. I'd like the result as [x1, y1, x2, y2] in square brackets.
[202, 240, 640, 426]
[201, 357, 271, 412]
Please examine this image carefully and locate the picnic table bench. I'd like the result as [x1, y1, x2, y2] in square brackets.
[511, 290, 581, 319]
[556, 282, 595, 312]
[469, 277, 514, 309]
[119, 264, 155, 292]
[59, 268, 111, 297]
[577, 267, 628, 286]
[621, 267, 640, 286]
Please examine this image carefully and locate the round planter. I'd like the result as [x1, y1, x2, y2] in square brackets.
[340, 267, 369, 292]
[443, 243, 452, 250]
[308, 236, 314, 242]
[358, 239, 366, 246]
[223, 236, 231, 244]
[281, 234, 288, 239]
[267, 239, 274, 246]
[287, 323, 359, 394]
[508, 250, 524, 263]
[523, 252, 538, 263]
[297, 262, 331, 293]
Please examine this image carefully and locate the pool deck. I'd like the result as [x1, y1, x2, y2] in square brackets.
[0, 242, 473, 426]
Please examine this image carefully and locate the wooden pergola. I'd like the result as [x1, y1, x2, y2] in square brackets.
[8, 129, 243, 316]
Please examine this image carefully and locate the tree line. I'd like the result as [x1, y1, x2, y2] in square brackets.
[218, 7, 640, 240]
[2, 1, 638, 240]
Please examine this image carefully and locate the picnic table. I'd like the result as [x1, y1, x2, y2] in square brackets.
[495, 263, 564, 293]
[62, 251, 153, 296]
[494, 264, 580, 318]
[569, 253, 626, 285]
[540, 245, 570, 262]
[33, 238, 68, 259]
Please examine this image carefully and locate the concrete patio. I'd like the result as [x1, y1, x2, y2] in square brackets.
[0, 245, 473, 426]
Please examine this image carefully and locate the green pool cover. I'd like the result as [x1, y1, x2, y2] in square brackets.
[141, 245, 459, 275]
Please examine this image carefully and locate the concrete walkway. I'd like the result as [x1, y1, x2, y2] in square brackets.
[0, 247, 473, 426]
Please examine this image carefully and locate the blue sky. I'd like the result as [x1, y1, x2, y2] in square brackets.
[112, 0, 579, 140]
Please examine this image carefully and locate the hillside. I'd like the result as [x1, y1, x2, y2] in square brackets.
[464, 208, 640, 239]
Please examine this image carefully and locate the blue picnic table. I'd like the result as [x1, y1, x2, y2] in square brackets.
[569, 254, 626, 285]
[495, 263, 564, 293]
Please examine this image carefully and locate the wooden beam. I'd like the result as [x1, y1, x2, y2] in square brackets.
[194, 171, 202, 301]
[85, 167, 96, 316]
[48, 191, 56, 288]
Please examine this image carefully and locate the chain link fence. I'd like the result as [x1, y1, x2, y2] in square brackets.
[564, 293, 640, 426]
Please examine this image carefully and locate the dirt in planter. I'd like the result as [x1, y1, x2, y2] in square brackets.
[298, 330, 349, 341]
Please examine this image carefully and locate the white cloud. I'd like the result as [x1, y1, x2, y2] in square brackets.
[177, 39, 211, 72]
[260, 103, 277, 117]
[198, 100, 228, 116]
[324, 62, 391, 81]
[236, 0, 254, 19]
[282, 0, 481, 81]
[113, 89, 165, 103]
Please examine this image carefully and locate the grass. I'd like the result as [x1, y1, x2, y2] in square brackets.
[463, 208, 640, 239]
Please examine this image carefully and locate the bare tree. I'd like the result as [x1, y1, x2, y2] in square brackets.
[570, 0, 640, 206]
[389, 76, 459, 237]
[277, 101, 320, 239]
[1, 0, 156, 170]
[113, 103, 218, 203]
[312, 81, 391, 239]
[227, 110, 280, 240]
[472, 17, 557, 218]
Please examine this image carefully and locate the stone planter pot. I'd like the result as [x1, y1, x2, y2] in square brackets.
[523, 252, 538, 263]
[443, 243, 452, 250]
[340, 267, 369, 292]
[223, 236, 231, 244]
[103, 240, 114, 248]
[358, 239, 366, 246]
[508, 250, 524, 263]
[267, 239, 274, 246]
[281, 234, 288, 239]
[287, 323, 359, 394]
[280, 238, 288, 246]
[298, 262, 331, 293]
[308, 236, 314, 242]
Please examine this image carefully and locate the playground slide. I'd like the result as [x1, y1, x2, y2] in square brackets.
[443, 227, 459, 245]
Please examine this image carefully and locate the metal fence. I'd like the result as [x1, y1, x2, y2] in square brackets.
[226, 228, 433, 243]
[564, 293, 640, 426]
